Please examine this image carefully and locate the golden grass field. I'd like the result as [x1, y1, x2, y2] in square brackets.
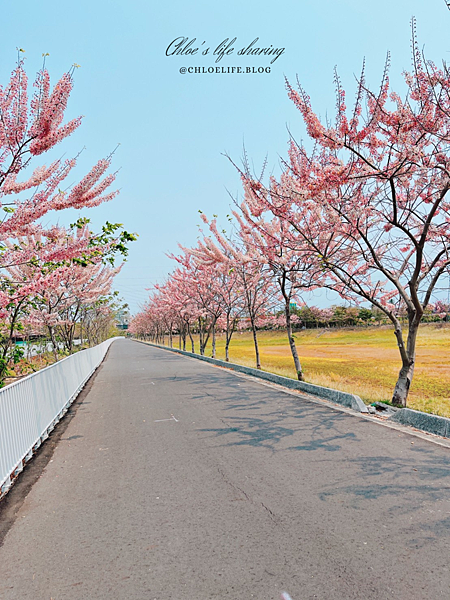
[181, 324, 450, 418]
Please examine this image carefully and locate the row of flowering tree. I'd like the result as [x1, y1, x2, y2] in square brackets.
[129, 218, 309, 376]
[133, 22, 450, 408]
[0, 53, 135, 383]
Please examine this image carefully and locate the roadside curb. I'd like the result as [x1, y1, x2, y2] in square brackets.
[388, 408, 450, 438]
[135, 340, 368, 414]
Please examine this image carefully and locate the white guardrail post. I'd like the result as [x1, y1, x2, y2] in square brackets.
[0, 337, 120, 496]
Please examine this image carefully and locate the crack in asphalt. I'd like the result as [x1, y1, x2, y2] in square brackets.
[217, 467, 277, 522]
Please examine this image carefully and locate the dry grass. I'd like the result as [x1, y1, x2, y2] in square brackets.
[171, 324, 450, 418]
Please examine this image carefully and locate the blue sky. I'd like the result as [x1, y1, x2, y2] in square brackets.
[2, 0, 450, 312]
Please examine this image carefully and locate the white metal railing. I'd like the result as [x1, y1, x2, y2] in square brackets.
[0, 337, 121, 495]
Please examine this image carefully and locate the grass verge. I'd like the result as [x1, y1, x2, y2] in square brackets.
[162, 324, 450, 418]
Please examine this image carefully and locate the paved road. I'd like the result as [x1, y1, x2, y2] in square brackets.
[1, 339, 450, 599]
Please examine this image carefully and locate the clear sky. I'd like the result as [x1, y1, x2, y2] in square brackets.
[2, 0, 450, 312]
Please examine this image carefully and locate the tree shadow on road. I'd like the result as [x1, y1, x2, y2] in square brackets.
[138, 343, 450, 551]
[198, 379, 359, 455]
[197, 378, 450, 540]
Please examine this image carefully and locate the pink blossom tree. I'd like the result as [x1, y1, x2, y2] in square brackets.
[170, 250, 224, 357]
[188, 217, 275, 369]
[0, 55, 118, 244]
[0, 52, 134, 371]
[243, 22, 450, 406]
[7, 227, 120, 359]
[228, 188, 324, 380]
[215, 264, 245, 362]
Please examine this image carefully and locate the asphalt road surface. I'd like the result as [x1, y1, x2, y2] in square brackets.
[1, 339, 450, 600]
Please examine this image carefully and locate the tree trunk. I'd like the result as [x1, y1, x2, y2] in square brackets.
[199, 318, 211, 356]
[68, 324, 75, 354]
[392, 361, 415, 407]
[199, 320, 205, 355]
[224, 314, 238, 362]
[250, 317, 261, 369]
[284, 301, 303, 380]
[211, 322, 216, 358]
[48, 326, 59, 362]
[225, 314, 231, 361]
[187, 323, 195, 353]
[391, 317, 419, 407]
